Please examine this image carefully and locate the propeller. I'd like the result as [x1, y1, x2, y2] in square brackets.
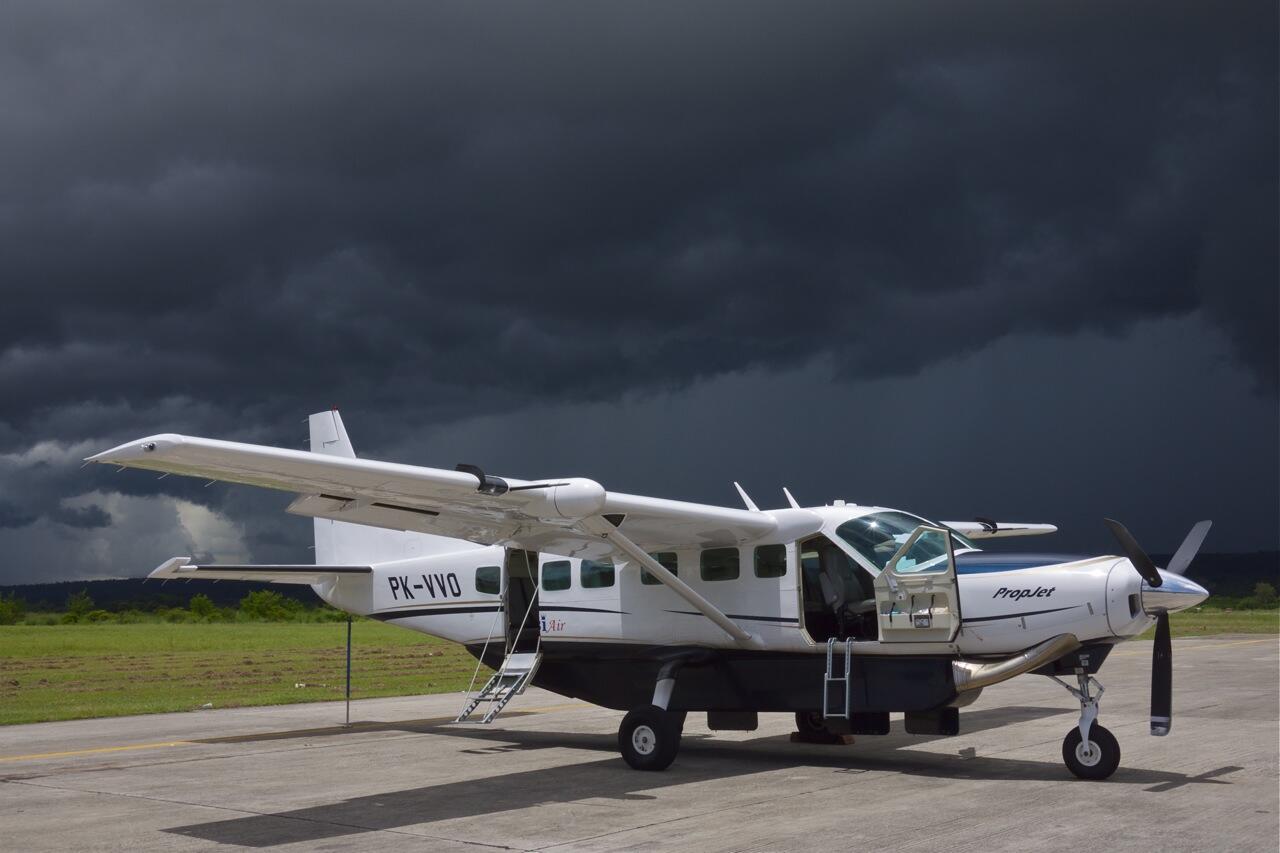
[1103, 518, 1163, 586]
[1104, 518, 1213, 736]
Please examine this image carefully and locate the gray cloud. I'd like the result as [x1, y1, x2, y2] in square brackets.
[0, 2, 1274, 580]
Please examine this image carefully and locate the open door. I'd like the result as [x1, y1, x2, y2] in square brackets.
[504, 549, 540, 653]
[872, 526, 961, 643]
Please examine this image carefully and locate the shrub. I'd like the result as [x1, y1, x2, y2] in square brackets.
[1254, 582, 1277, 606]
[0, 592, 26, 626]
[85, 609, 114, 623]
[309, 606, 350, 623]
[238, 590, 303, 621]
[64, 588, 94, 622]
[189, 593, 217, 620]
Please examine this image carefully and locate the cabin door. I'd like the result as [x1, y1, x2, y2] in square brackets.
[504, 549, 541, 653]
[871, 526, 962, 643]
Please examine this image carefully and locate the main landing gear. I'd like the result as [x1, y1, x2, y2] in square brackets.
[1052, 671, 1121, 780]
[618, 706, 686, 771]
[619, 659, 687, 771]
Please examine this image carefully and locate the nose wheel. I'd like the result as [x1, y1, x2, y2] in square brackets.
[1062, 724, 1121, 779]
[1051, 670, 1121, 780]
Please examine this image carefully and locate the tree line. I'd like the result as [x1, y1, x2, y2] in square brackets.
[0, 588, 351, 626]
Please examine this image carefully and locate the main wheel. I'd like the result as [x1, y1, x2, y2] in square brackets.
[619, 705, 682, 771]
[795, 711, 829, 737]
[1062, 725, 1121, 780]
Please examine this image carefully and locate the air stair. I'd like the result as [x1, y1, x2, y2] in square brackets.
[455, 577, 542, 724]
[454, 651, 543, 723]
[822, 638, 854, 719]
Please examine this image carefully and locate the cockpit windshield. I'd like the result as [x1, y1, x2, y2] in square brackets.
[835, 511, 976, 572]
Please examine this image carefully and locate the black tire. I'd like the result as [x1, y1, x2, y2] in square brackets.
[1062, 725, 1121, 780]
[619, 705, 682, 771]
[795, 711, 829, 737]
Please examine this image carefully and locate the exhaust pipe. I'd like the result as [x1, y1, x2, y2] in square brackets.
[952, 633, 1081, 692]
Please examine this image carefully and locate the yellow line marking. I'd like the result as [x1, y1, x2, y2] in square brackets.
[0, 741, 193, 763]
[509, 702, 591, 715]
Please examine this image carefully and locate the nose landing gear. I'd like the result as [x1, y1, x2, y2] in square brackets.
[1051, 670, 1121, 779]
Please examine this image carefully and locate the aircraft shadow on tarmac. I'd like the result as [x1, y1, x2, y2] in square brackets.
[168, 705, 1243, 848]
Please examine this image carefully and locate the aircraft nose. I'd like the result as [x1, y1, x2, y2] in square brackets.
[1141, 570, 1210, 615]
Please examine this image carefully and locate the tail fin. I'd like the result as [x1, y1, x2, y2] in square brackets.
[308, 410, 481, 564]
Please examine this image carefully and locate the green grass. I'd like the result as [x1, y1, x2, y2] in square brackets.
[1, 609, 1274, 727]
[1143, 606, 1280, 639]
[0, 621, 489, 726]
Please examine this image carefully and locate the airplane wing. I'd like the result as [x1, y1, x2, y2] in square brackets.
[147, 556, 372, 585]
[942, 520, 1058, 539]
[88, 433, 779, 559]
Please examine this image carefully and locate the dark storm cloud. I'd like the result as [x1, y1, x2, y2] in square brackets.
[0, 500, 36, 529]
[0, 2, 1275, 577]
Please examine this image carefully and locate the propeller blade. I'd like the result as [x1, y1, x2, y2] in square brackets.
[1165, 520, 1213, 576]
[1104, 518, 1163, 587]
[1151, 612, 1172, 735]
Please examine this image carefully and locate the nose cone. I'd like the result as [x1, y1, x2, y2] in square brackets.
[1141, 570, 1209, 615]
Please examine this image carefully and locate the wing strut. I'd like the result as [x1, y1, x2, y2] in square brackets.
[578, 516, 763, 649]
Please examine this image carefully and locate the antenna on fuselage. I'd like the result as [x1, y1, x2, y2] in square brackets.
[782, 487, 801, 509]
[733, 482, 760, 512]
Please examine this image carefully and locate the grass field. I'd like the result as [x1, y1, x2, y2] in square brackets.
[1, 609, 1275, 726]
[0, 621, 488, 726]
[1137, 607, 1279, 638]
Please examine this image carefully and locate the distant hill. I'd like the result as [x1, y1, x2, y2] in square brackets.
[0, 577, 321, 611]
[1, 551, 1274, 610]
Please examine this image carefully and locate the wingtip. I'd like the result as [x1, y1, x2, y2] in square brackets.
[84, 434, 183, 465]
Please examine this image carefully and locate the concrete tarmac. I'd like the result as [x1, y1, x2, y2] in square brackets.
[2, 636, 1276, 852]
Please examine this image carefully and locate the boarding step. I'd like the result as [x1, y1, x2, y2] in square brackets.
[823, 638, 854, 719]
[455, 651, 543, 724]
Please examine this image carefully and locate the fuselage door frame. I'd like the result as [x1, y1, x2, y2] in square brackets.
[872, 525, 962, 643]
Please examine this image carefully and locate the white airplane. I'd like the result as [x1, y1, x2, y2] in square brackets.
[88, 410, 1212, 779]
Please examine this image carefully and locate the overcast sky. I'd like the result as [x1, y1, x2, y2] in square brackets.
[1, 2, 1276, 584]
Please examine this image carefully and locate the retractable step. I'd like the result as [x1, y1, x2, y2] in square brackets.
[823, 638, 854, 719]
[455, 651, 543, 724]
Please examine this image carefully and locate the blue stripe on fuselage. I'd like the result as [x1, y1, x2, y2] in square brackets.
[953, 553, 1087, 574]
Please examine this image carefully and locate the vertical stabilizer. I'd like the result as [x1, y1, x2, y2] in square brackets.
[308, 410, 481, 564]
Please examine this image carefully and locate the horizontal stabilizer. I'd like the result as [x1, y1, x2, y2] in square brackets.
[942, 520, 1058, 539]
[148, 557, 371, 585]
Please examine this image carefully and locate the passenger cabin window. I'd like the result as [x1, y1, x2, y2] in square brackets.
[475, 565, 501, 595]
[754, 544, 786, 578]
[580, 559, 615, 589]
[700, 548, 740, 581]
[542, 560, 571, 591]
[641, 552, 678, 585]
